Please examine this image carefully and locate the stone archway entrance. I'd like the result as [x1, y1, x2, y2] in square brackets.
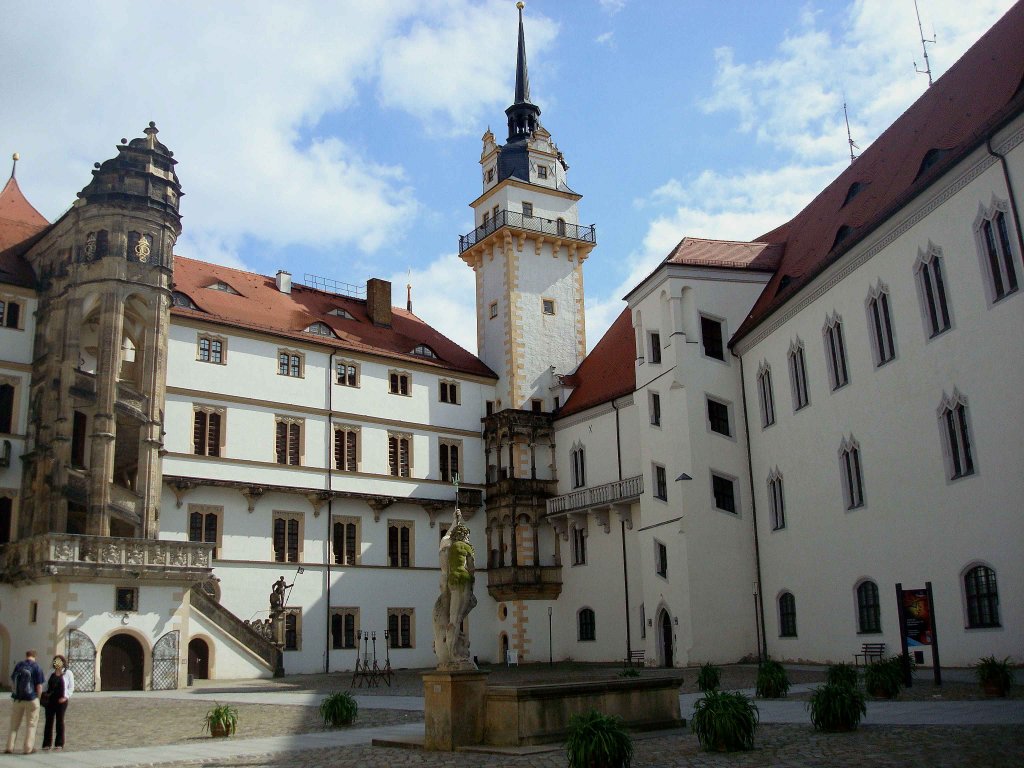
[188, 638, 210, 680]
[657, 610, 673, 668]
[100, 634, 144, 691]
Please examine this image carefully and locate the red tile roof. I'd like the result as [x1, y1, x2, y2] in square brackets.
[732, 1, 1024, 345]
[557, 307, 636, 418]
[171, 256, 496, 378]
[664, 237, 783, 271]
[0, 176, 48, 288]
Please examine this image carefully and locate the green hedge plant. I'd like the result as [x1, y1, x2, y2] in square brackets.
[691, 690, 758, 752]
[755, 660, 790, 698]
[565, 710, 634, 768]
[826, 663, 859, 689]
[974, 655, 1014, 697]
[808, 682, 867, 732]
[319, 691, 359, 727]
[697, 662, 721, 693]
[864, 657, 903, 699]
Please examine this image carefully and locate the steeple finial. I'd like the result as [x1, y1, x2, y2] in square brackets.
[505, 2, 541, 142]
[514, 2, 530, 105]
[10, 152, 19, 180]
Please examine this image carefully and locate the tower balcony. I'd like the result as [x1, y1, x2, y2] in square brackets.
[459, 209, 596, 254]
[487, 565, 562, 601]
[546, 475, 644, 516]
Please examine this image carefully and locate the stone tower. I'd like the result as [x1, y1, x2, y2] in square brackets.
[458, 7, 597, 633]
[20, 123, 182, 539]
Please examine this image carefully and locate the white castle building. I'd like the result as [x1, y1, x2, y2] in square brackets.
[1, 5, 1021, 690]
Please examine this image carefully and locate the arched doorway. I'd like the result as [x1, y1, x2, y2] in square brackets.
[100, 634, 144, 691]
[657, 610, 674, 668]
[188, 638, 210, 681]
[499, 632, 509, 663]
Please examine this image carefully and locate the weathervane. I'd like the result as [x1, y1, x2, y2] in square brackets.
[913, 0, 935, 86]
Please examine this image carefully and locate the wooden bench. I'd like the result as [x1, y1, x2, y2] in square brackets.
[625, 650, 645, 668]
[854, 642, 886, 666]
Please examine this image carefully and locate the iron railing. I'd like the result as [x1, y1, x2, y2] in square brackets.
[459, 210, 596, 253]
[545, 474, 644, 516]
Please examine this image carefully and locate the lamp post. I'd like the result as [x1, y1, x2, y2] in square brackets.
[548, 606, 553, 666]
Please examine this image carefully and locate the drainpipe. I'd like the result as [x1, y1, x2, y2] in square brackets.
[325, 351, 335, 674]
[613, 399, 631, 660]
[738, 355, 767, 662]
[986, 137, 1024, 259]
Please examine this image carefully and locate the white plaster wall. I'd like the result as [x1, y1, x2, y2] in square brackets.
[740, 123, 1024, 666]
[186, 610, 272, 680]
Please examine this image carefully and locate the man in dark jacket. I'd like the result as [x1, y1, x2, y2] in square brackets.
[6, 649, 45, 754]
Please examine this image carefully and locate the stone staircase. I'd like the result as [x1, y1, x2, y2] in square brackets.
[189, 586, 283, 676]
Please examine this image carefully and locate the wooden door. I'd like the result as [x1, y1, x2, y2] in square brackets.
[100, 634, 143, 690]
[188, 638, 209, 680]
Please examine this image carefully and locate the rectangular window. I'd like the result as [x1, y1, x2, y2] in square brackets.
[485, 400, 495, 417]
[570, 445, 586, 489]
[840, 442, 865, 509]
[868, 290, 896, 365]
[489, 301, 498, 319]
[193, 409, 223, 457]
[655, 541, 668, 579]
[707, 398, 731, 436]
[649, 392, 661, 426]
[284, 608, 302, 651]
[757, 365, 776, 427]
[389, 372, 410, 396]
[275, 419, 302, 465]
[571, 525, 587, 566]
[486, 168, 494, 183]
[824, 318, 849, 390]
[0, 381, 13, 434]
[388, 521, 413, 567]
[197, 335, 225, 364]
[482, 210, 490, 227]
[71, 410, 87, 467]
[767, 474, 785, 530]
[439, 381, 459, 404]
[537, 165, 548, 179]
[712, 473, 737, 513]
[115, 587, 138, 613]
[334, 427, 358, 472]
[654, 464, 667, 501]
[522, 201, 534, 218]
[0, 497, 12, 546]
[336, 360, 359, 387]
[648, 332, 662, 364]
[331, 608, 360, 650]
[188, 504, 222, 558]
[531, 398, 543, 413]
[273, 513, 302, 562]
[439, 440, 460, 482]
[918, 256, 952, 337]
[789, 343, 810, 410]
[278, 350, 303, 377]
[332, 517, 360, 565]
[700, 316, 725, 361]
[542, 298, 555, 315]
[388, 433, 411, 477]
[387, 608, 415, 648]
[492, 204, 500, 220]
[0, 300, 22, 329]
[941, 399, 975, 480]
[981, 211, 1019, 301]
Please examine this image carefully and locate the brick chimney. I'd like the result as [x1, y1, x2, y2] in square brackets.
[365, 278, 392, 327]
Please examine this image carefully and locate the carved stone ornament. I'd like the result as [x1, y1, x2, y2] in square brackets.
[83, 233, 97, 260]
[134, 234, 152, 262]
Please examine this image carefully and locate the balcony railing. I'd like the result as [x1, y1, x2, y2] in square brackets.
[486, 565, 563, 601]
[459, 210, 596, 253]
[0, 534, 213, 584]
[546, 474, 644, 516]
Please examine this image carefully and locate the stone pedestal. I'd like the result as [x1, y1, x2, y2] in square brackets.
[422, 669, 490, 750]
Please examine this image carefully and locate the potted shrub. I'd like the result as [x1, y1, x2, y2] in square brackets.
[826, 663, 859, 689]
[319, 691, 359, 727]
[691, 690, 758, 752]
[204, 703, 238, 737]
[697, 662, 721, 693]
[808, 682, 867, 732]
[755, 660, 790, 698]
[864, 657, 903, 699]
[565, 709, 634, 768]
[974, 655, 1014, 697]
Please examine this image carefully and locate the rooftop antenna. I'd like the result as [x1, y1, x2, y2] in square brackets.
[913, 0, 935, 86]
[843, 101, 859, 164]
[10, 152, 18, 179]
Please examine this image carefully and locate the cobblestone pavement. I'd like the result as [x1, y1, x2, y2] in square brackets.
[137, 725, 1024, 768]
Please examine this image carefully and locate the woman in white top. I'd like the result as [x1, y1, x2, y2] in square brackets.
[41, 655, 74, 751]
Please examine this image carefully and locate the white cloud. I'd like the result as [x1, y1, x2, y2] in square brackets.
[595, 31, 615, 47]
[598, 0, 627, 15]
[388, 253, 479, 354]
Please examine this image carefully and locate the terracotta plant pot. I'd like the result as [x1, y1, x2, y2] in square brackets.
[209, 722, 232, 738]
[982, 681, 1008, 698]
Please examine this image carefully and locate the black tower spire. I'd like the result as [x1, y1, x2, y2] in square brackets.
[505, 2, 541, 143]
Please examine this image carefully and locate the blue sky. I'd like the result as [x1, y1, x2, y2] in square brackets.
[2, 0, 1014, 354]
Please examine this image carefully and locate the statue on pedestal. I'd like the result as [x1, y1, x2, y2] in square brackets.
[269, 575, 293, 648]
[432, 508, 478, 670]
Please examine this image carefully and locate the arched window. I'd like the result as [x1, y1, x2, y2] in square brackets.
[779, 592, 797, 637]
[856, 580, 881, 634]
[964, 565, 1000, 628]
[411, 344, 437, 358]
[578, 608, 596, 641]
[171, 292, 199, 310]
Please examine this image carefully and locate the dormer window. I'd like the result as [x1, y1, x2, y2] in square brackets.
[305, 322, 336, 337]
[206, 281, 240, 295]
[486, 167, 495, 183]
[522, 202, 534, 218]
[327, 308, 355, 320]
[411, 344, 437, 359]
[171, 292, 199, 310]
[842, 181, 866, 207]
[537, 165, 548, 179]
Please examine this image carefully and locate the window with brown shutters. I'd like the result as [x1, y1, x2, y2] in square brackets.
[389, 371, 410, 396]
[388, 521, 413, 567]
[273, 514, 302, 562]
[387, 608, 414, 648]
[275, 418, 302, 465]
[332, 517, 359, 565]
[188, 505, 221, 558]
[331, 608, 359, 649]
[334, 428, 358, 471]
[193, 407, 224, 456]
[439, 440, 460, 482]
[388, 433, 411, 477]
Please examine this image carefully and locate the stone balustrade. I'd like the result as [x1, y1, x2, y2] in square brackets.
[545, 474, 644, 516]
